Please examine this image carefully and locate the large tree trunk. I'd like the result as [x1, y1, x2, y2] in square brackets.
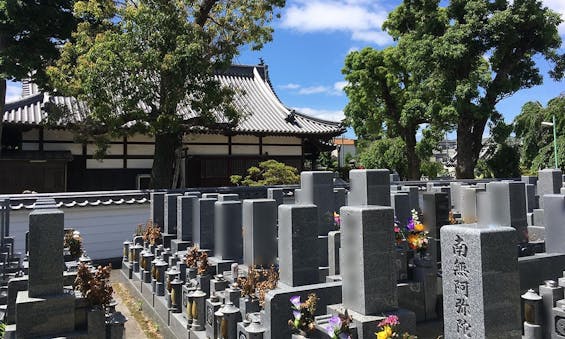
[456, 115, 487, 179]
[404, 127, 421, 180]
[151, 132, 181, 189]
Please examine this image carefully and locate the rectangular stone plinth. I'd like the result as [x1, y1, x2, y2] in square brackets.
[29, 208, 64, 297]
[15, 290, 75, 337]
[340, 205, 397, 315]
[299, 171, 334, 236]
[150, 192, 166, 229]
[164, 193, 182, 234]
[441, 224, 521, 338]
[177, 195, 197, 241]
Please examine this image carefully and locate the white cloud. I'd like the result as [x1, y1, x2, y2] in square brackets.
[333, 81, 348, 92]
[294, 106, 344, 122]
[5, 81, 22, 103]
[279, 83, 301, 90]
[298, 85, 329, 95]
[280, 0, 392, 46]
[279, 81, 347, 96]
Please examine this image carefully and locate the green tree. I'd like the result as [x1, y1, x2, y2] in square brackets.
[230, 160, 299, 186]
[342, 46, 442, 180]
[47, 0, 285, 188]
[0, 0, 76, 149]
[420, 160, 445, 179]
[384, 0, 565, 178]
[514, 94, 565, 171]
[358, 137, 408, 178]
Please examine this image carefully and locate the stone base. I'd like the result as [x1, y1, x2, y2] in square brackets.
[141, 282, 154, 307]
[154, 293, 170, 325]
[327, 304, 415, 339]
[171, 240, 191, 254]
[170, 312, 190, 339]
[208, 256, 235, 276]
[188, 329, 208, 339]
[15, 290, 76, 337]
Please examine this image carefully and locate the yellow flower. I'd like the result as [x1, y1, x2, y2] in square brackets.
[376, 325, 393, 339]
[414, 223, 425, 232]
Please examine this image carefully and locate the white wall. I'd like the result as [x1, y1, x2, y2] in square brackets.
[10, 204, 150, 260]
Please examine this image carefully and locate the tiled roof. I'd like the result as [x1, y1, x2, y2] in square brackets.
[3, 65, 344, 136]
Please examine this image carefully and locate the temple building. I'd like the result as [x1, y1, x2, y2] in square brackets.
[1, 64, 344, 193]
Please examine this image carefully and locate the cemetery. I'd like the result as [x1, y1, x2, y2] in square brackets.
[0, 168, 564, 338]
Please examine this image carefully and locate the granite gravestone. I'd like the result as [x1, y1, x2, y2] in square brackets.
[543, 194, 565, 254]
[214, 200, 243, 261]
[340, 205, 397, 315]
[538, 169, 563, 208]
[348, 169, 391, 206]
[193, 198, 216, 251]
[278, 204, 319, 286]
[441, 224, 521, 338]
[484, 181, 528, 242]
[242, 199, 277, 267]
[164, 193, 182, 235]
[150, 192, 166, 229]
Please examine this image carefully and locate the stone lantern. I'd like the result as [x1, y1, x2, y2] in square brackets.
[189, 287, 207, 331]
[169, 278, 183, 313]
[122, 241, 131, 262]
[218, 301, 241, 339]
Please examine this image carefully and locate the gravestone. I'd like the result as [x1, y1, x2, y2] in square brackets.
[484, 181, 528, 242]
[401, 186, 420, 211]
[299, 171, 334, 268]
[391, 193, 411, 227]
[533, 209, 545, 226]
[267, 188, 284, 207]
[218, 194, 239, 202]
[521, 175, 538, 187]
[526, 184, 537, 213]
[15, 207, 76, 337]
[299, 171, 334, 235]
[327, 231, 340, 276]
[242, 199, 277, 267]
[214, 200, 243, 261]
[441, 224, 521, 338]
[543, 195, 565, 254]
[348, 169, 390, 206]
[333, 188, 346, 213]
[202, 193, 220, 199]
[340, 205, 397, 315]
[538, 169, 563, 208]
[422, 192, 450, 261]
[193, 198, 216, 251]
[450, 182, 463, 212]
[164, 193, 182, 235]
[278, 204, 319, 286]
[460, 187, 479, 224]
[171, 195, 196, 253]
[150, 192, 166, 229]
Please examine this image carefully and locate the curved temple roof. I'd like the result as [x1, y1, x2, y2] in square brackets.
[3, 64, 344, 137]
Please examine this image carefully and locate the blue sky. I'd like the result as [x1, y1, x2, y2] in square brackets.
[6, 0, 565, 139]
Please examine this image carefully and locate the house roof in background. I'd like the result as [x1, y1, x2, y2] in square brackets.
[3, 65, 344, 137]
[333, 137, 356, 145]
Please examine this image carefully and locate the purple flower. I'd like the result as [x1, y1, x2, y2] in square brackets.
[293, 310, 301, 320]
[290, 295, 301, 308]
[339, 334, 351, 339]
[406, 218, 415, 231]
[325, 315, 341, 334]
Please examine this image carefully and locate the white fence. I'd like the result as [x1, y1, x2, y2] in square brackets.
[10, 204, 150, 261]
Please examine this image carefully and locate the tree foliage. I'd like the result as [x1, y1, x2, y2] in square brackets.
[514, 94, 565, 171]
[342, 46, 442, 180]
[47, 0, 285, 188]
[0, 0, 76, 148]
[230, 159, 299, 186]
[420, 160, 445, 179]
[383, 0, 565, 178]
[358, 138, 408, 178]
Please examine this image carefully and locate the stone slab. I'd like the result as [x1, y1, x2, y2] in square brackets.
[15, 290, 75, 337]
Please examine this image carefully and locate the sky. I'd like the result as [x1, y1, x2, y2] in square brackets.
[5, 0, 565, 139]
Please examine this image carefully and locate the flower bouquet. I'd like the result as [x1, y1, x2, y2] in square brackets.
[375, 315, 417, 339]
[325, 310, 353, 339]
[288, 293, 318, 336]
[404, 210, 429, 256]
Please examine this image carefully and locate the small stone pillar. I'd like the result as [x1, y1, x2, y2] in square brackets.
[237, 319, 265, 339]
[131, 244, 143, 273]
[122, 241, 131, 262]
[539, 280, 564, 339]
[206, 294, 223, 339]
[522, 289, 543, 339]
[141, 251, 154, 283]
[190, 287, 206, 331]
[154, 259, 168, 296]
[218, 301, 241, 339]
[170, 278, 183, 313]
[210, 274, 229, 296]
